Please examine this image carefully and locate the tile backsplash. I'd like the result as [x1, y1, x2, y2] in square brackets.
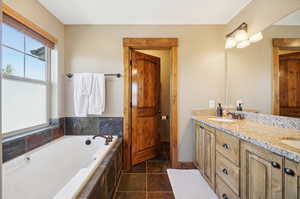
[3, 118, 65, 162]
[239, 111, 300, 130]
[2, 117, 123, 162]
[65, 117, 123, 136]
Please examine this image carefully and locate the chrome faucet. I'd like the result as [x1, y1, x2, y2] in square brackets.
[92, 135, 113, 145]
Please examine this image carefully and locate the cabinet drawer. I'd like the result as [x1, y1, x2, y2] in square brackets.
[216, 152, 240, 195]
[216, 130, 240, 166]
[216, 176, 240, 199]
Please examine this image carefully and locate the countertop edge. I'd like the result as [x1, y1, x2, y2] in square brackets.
[192, 116, 300, 163]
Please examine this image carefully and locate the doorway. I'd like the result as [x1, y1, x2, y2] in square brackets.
[272, 38, 300, 117]
[123, 38, 178, 170]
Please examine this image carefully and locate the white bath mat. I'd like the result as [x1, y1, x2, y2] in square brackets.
[167, 169, 218, 199]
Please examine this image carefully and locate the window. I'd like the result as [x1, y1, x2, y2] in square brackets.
[1, 14, 54, 136]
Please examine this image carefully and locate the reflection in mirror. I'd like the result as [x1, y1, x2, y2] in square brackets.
[226, 9, 300, 117]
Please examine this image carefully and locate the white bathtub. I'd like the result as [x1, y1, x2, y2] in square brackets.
[3, 135, 119, 199]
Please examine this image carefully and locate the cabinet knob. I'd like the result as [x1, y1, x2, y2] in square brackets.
[284, 168, 295, 176]
[222, 194, 229, 199]
[271, 161, 281, 169]
[222, 168, 229, 175]
[222, 143, 230, 149]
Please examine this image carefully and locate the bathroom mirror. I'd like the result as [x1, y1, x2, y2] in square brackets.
[226, 8, 300, 117]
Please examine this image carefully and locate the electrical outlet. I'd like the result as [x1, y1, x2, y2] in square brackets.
[209, 100, 216, 108]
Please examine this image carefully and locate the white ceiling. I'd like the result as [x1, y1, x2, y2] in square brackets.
[275, 9, 300, 26]
[38, 0, 252, 25]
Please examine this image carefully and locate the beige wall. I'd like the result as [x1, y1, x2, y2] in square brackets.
[139, 50, 171, 142]
[226, 0, 300, 36]
[4, 0, 65, 118]
[64, 25, 226, 161]
[226, 25, 300, 114]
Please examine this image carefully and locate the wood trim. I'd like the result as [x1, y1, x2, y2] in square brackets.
[170, 46, 179, 168]
[272, 46, 280, 115]
[178, 162, 196, 169]
[272, 38, 300, 115]
[123, 38, 179, 169]
[273, 38, 300, 48]
[2, 3, 58, 44]
[123, 38, 178, 49]
[123, 46, 132, 170]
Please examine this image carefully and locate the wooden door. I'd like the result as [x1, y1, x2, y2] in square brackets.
[279, 52, 300, 117]
[241, 141, 283, 199]
[284, 159, 300, 199]
[131, 51, 161, 165]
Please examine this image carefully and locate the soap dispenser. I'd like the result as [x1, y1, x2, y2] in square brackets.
[216, 103, 223, 117]
[237, 103, 243, 111]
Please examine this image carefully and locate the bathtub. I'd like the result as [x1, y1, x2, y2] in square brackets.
[3, 135, 119, 199]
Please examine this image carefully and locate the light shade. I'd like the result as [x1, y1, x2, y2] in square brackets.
[237, 40, 250, 48]
[225, 37, 236, 49]
[235, 29, 248, 42]
[249, 32, 263, 43]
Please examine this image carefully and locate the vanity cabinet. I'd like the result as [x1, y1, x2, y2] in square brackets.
[193, 121, 300, 199]
[284, 159, 300, 199]
[240, 141, 283, 199]
[194, 122, 216, 189]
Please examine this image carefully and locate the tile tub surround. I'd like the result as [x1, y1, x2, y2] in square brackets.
[192, 115, 300, 163]
[65, 117, 123, 136]
[2, 118, 65, 162]
[237, 111, 300, 130]
[76, 139, 122, 199]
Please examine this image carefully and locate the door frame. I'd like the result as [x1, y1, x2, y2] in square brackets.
[272, 38, 300, 115]
[123, 38, 179, 170]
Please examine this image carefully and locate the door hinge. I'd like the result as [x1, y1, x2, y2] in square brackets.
[130, 60, 133, 66]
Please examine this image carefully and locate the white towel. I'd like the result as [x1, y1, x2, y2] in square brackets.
[88, 73, 106, 115]
[73, 73, 93, 117]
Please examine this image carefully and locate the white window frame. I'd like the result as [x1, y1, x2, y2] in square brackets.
[1, 24, 51, 138]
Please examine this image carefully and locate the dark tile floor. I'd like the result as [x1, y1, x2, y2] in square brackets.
[113, 158, 175, 199]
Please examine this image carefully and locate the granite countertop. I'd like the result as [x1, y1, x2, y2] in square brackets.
[192, 115, 300, 163]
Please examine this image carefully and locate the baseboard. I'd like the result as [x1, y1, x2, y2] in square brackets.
[178, 161, 196, 169]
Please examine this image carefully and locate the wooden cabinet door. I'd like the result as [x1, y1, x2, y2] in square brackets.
[241, 141, 283, 199]
[284, 159, 300, 199]
[194, 124, 201, 169]
[201, 126, 216, 189]
[131, 50, 161, 165]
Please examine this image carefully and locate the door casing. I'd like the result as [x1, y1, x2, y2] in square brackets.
[123, 38, 179, 169]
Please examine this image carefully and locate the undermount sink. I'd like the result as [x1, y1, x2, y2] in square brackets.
[208, 118, 236, 123]
[281, 139, 300, 149]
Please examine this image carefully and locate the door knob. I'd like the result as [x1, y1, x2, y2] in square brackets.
[161, 115, 168, 120]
